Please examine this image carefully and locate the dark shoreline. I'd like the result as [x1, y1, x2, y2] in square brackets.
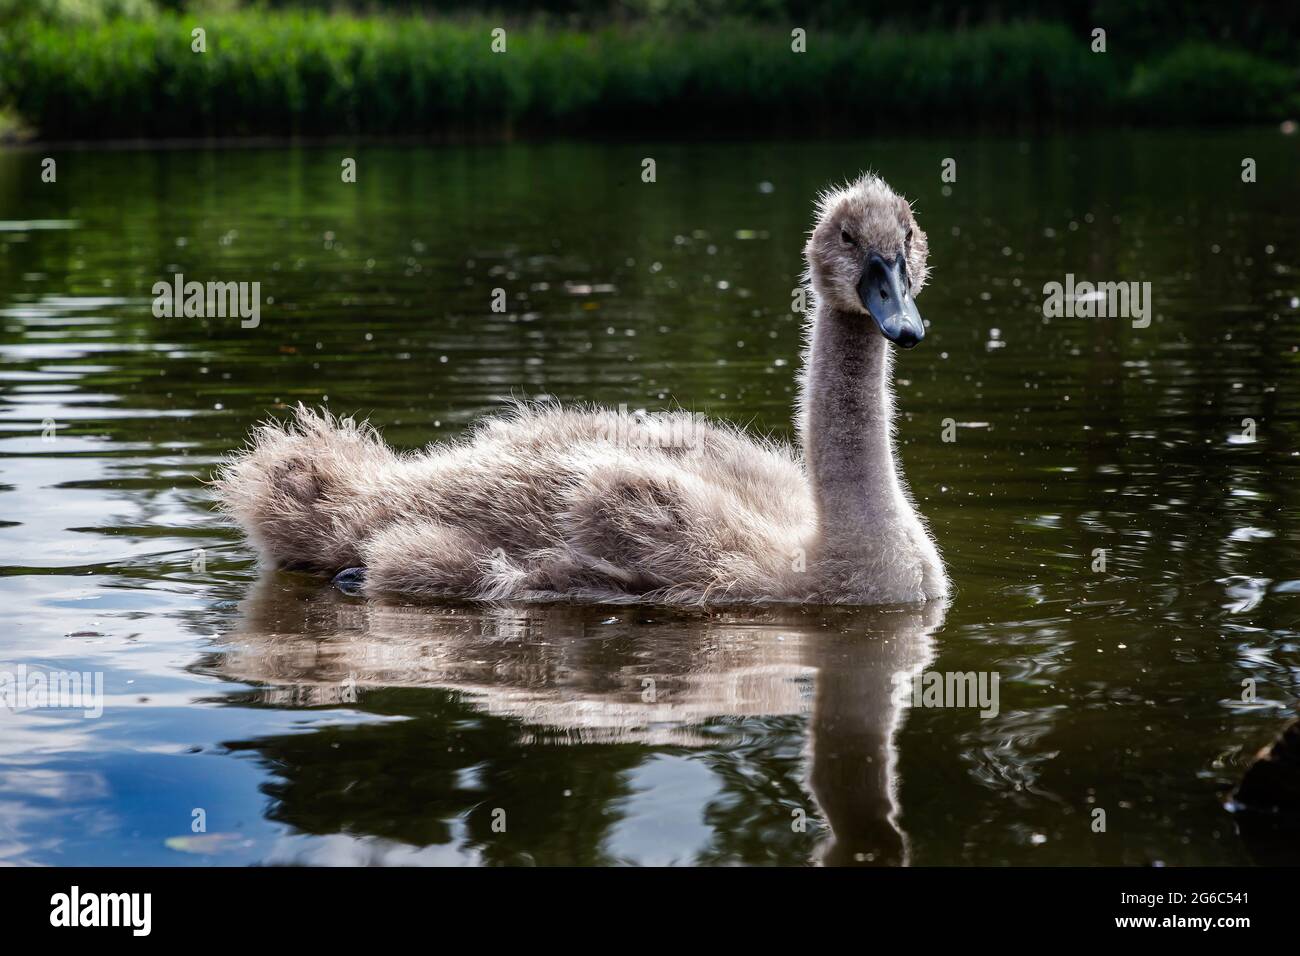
[5, 121, 1297, 152]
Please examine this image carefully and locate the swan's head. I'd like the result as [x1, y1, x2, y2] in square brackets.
[804, 173, 929, 348]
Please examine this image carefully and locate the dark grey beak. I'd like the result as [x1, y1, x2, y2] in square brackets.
[857, 252, 924, 348]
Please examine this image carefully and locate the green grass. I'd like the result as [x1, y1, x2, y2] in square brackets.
[0, 12, 1293, 139]
[1128, 43, 1299, 122]
[0, 105, 31, 142]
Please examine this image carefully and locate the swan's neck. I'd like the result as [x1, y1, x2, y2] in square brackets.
[799, 303, 913, 554]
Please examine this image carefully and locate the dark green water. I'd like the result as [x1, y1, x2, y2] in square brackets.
[1, 131, 1298, 865]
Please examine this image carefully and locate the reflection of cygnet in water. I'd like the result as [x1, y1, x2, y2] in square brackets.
[211, 577, 944, 864]
[806, 600, 942, 866]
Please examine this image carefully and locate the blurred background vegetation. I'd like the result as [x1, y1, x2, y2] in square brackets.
[0, 0, 1296, 139]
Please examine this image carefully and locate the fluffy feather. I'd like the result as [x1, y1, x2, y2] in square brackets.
[215, 403, 816, 604]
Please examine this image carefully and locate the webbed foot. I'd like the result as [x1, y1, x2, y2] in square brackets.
[331, 567, 367, 596]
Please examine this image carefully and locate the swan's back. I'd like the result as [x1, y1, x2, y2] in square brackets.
[217, 403, 816, 604]
[430, 403, 816, 602]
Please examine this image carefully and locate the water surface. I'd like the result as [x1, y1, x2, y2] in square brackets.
[1, 131, 1298, 865]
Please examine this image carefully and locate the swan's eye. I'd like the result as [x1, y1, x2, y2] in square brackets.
[905, 227, 913, 244]
[840, 229, 857, 246]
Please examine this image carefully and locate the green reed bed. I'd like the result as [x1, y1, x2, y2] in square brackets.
[0, 13, 1294, 139]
